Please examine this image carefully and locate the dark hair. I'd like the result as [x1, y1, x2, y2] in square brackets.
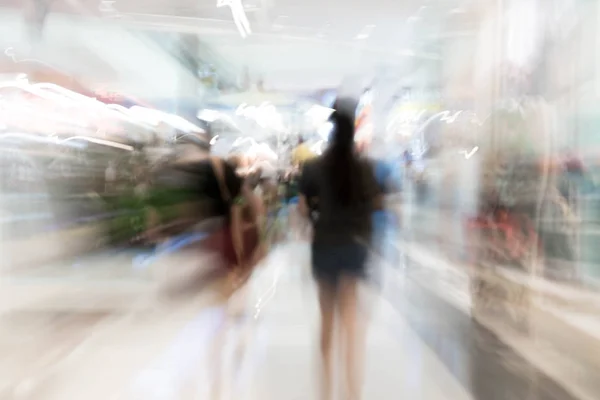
[226, 154, 242, 169]
[323, 99, 364, 206]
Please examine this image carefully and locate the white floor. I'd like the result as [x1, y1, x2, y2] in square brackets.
[234, 243, 474, 400]
[0, 242, 476, 400]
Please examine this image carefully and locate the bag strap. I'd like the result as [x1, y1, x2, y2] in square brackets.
[209, 156, 231, 203]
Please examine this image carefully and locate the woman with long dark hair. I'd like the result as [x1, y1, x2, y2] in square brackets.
[298, 99, 382, 400]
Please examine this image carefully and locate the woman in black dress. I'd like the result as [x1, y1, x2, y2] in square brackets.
[298, 100, 381, 400]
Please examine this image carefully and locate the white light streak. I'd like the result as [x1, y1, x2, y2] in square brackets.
[61, 136, 134, 151]
[458, 146, 479, 159]
[217, 0, 251, 38]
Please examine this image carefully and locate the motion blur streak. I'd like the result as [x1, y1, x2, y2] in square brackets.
[0, 0, 599, 399]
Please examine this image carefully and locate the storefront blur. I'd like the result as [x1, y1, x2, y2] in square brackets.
[0, 72, 212, 289]
[414, 0, 600, 336]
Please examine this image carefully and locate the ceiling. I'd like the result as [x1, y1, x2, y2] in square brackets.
[0, 6, 201, 104]
[96, 0, 479, 91]
[1, 0, 480, 105]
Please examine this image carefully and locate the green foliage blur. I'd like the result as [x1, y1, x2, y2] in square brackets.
[103, 188, 197, 245]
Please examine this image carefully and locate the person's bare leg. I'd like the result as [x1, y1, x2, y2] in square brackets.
[338, 276, 365, 400]
[318, 281, 336, 400]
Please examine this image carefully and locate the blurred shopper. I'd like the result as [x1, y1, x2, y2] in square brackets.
[166, 141, 265, 400]
[299, 100, 382, 400]
[292, 135, 316, 168]
[289, 136, 316, 238]
[152, 134, 264, 293]
[364, 138, 402, 272]
[355, 138, 398, 260]
[403, 148, 413, 168]
[255, 161, 278, 208]
[253, 163, 282, 248]
[560, 148, 592, 205]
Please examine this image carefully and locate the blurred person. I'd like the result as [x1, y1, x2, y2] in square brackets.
[299, 100, 382, 400]
[254, 160, 278, 204]
[360, 137, 402, 273]
[150, 133, 265, 292]
[160, 138, 266, 399]
[401, 148, 415, 191]
[563, 148, 584, 175]
[403, 148, 413, 168]
[560, 147, 592, 205]
[289, 136, 316, 238]
[412, 157, 428, 204]
[292, 135, 316, 168]
[285, 167, 310, 240]
[227, 153, 256, 190]
[254, 163, 282, 248]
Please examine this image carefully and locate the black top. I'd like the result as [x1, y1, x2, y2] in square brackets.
[156, 159, 243, 218]
[299, 157, 381, 245]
